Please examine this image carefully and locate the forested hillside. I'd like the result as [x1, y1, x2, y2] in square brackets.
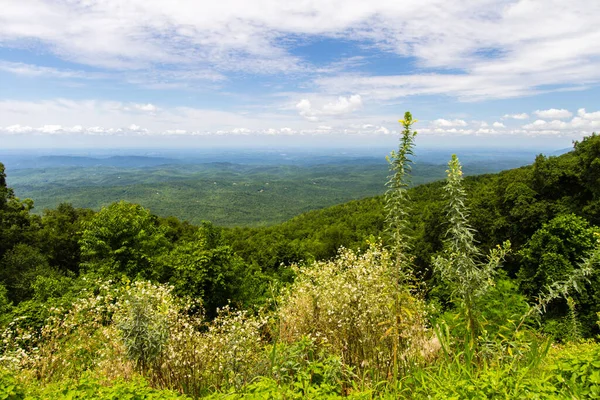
[0, 130, 599, 398]
[224, 134, 600, 279]
[5, 152, 535, 227]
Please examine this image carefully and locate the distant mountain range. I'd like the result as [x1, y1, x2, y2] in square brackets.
[1, 146, 570, 171]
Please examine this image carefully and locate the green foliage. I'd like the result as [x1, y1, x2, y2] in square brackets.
[518, 214, 598, 294]
[0, 368, 26, 400]
[161, 223, 256, 318]
[37, 203, 92, 274]
[0, 372, 189, 399]
[518, 214, 600, 338]
[267, 337, 345, 392]
[0, 163, 40, 291]
[385, 112, 417, 270]
[115, 281, 172, 371]
[278, 243, 431, 380]
[79, 201, 169, 279]
[547, 342, 600, 398]
[574, 133, 600, 223]
[433, 155, 510, 351]
[0, 244, 55, 304]
[34, 376, 189, 399]
[0, 285, 12, 326]
[405, 359, 560, 399]
[474, 277, 530, 340]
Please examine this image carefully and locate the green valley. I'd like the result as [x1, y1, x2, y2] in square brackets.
[6, 151, 538, 227]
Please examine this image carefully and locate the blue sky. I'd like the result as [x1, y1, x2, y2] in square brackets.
[1, 0, 600, 149]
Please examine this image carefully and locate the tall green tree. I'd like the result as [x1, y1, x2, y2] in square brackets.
[0, 162, 39, 261]
[0, 163, 13, 208]
[0, 243, 54, 303]
[38, 203, 93, 274]
[574, 133, 600, 224]
[162, 223, 251, 318]
[79, 201, 169, 279]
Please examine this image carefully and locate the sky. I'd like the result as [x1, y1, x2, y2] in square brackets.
[1, 0, 600, 150]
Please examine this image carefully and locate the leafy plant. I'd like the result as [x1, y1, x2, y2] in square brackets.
[433, 154, 510, 354]
[114, 281, 172, 371]
[385, 111, 418, 275]
[0, 368, 26, 400]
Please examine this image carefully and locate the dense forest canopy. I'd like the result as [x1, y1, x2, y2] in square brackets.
[4, 152, 536, 227]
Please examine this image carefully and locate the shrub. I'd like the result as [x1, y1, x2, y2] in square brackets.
[278, 242, 431, 381]
[547, 341, 600, 398]
[31, 374, 189, 399]
[151, 304, 267, 396]
[114, 281, 173, 371]
[0, 368, 26, 400]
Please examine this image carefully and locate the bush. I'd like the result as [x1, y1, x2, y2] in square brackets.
[548, 341, 600, 398]
[151, 304, 267, 396]
[114, 281, 173, 371]
[278, 242, 431, 380]
[0, 368, 26, 400]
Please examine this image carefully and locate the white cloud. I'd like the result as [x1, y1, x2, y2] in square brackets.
[296, 99, 317, 121]
[296, 95, 363, 121]
[2, 97, 599, 142]
[503, 113, 529, 120]
[0, 0, 599, 102]
[577, 108, 600, 121]
[4, 124, 34, 134]
[523, 120, 568, 130]
[0, 61, 101, 79]
[520, 109, 600, 134]
[431, 119, 468, 128]
[527, 119, 549, 127]
[231, 128, 252, 134]
[39, 125, 64, 134]
[133, 103, 158, 112]
[534, 108, 573, 119]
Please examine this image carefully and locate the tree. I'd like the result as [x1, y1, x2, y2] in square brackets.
[518, 214, 600, 337]
[0, 162, 14, 208]
[518, 214, 597, 292]
[0, 243, 53, 303]
[79, 201, 169, 279]
[38, 203, 92, 274]
[163, 223, 250, 318]
[574, 133, 600, 224]
[0, 162, 39, 262]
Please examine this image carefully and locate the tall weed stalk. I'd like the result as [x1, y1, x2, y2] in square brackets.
[433, 155, 510, 359]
